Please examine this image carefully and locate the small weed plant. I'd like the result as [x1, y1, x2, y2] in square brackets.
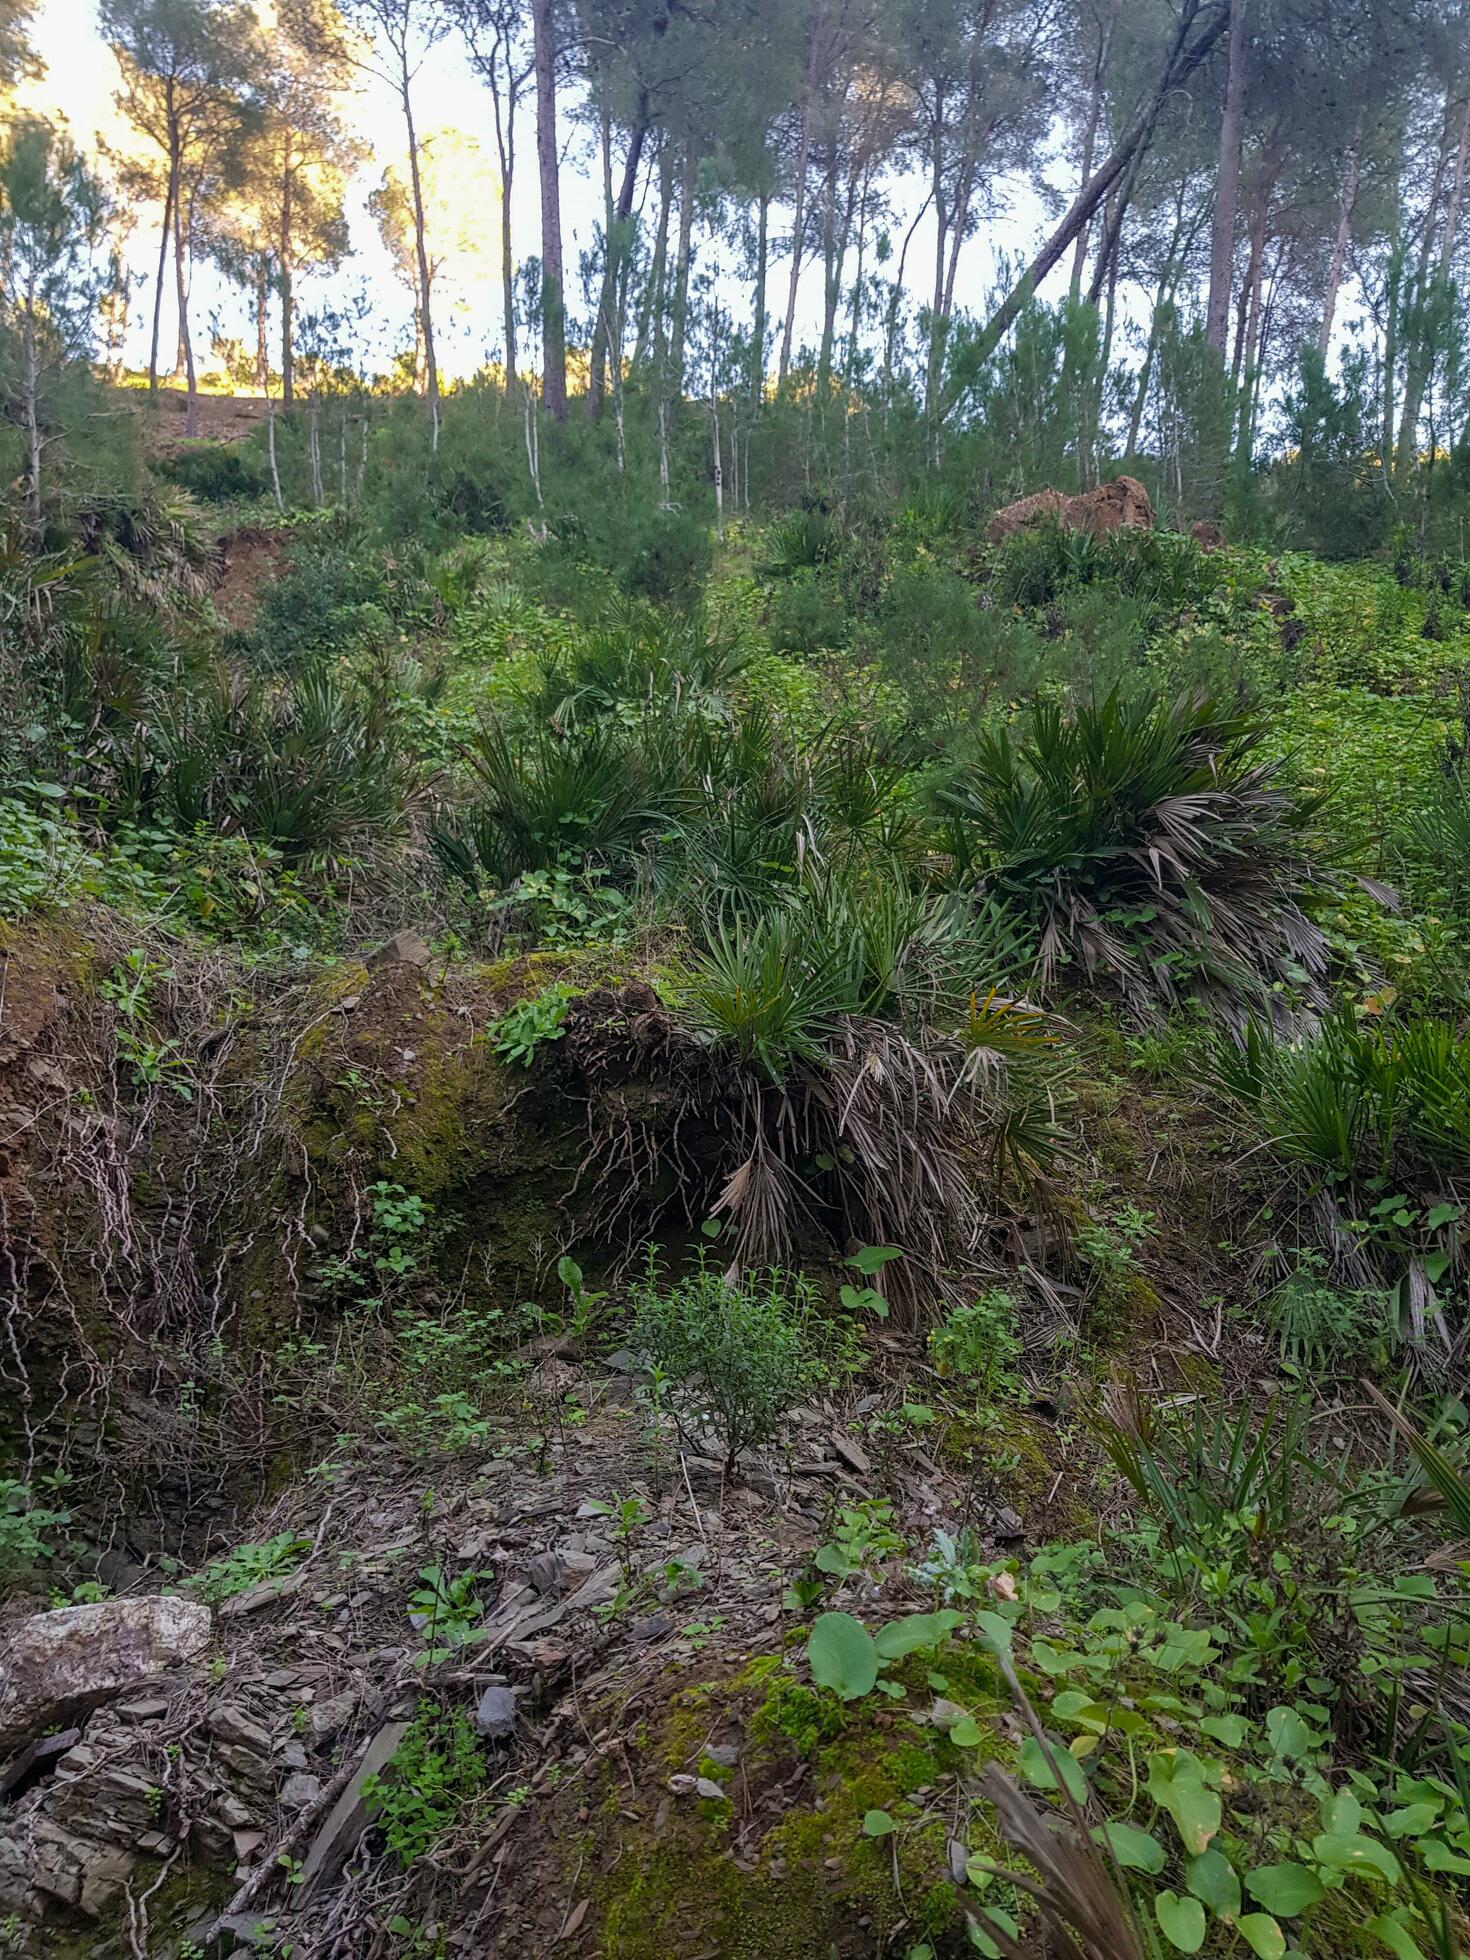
[362, 1700, 485, 1866]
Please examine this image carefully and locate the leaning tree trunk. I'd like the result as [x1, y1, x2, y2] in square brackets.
[1069, 6, 1117, 298]
[778, 27, 820, 389]
[532, 0, 566, 420]
[975, 0, 1229, 364]
[148, 157, 175, 397]
[1205, 0, 1249, 352]
[587, 102, 649, 420]
[255, 254, 269, 389]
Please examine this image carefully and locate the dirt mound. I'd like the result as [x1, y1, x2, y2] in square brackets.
[212, 526, 293, 630]
[987, 472, 1154, 543]
[117, 386, 270, 458]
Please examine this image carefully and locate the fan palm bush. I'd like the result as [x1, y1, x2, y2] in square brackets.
[1208, 1010, 1470, 1356]
[935, 690, 1331, 1016]
[430, 717, 666, 890]
[146, 666, 412, 864]
[678, 879, 1061, 1305]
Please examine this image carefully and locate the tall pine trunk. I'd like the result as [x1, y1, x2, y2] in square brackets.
[174, 173, 198, 437]
[1318, 144, 1359, 355]
[532, 0, 566, 419]
[750, 191, 769, 409]
[279, 147, 294, 404]
[669, 144, 697, 397]
[779, 24, 820, 390]
[401, 70, 440, 447]
[1205, 0, 1249, 352]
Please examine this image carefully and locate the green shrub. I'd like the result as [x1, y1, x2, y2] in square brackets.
[929, 1291, 1021, 1398]
[766, 569, 850, 654]
[362, 1700, 485, 1866]
[161, 442, 265, 504]
[250, 537, 392, 666]
[629, 1253, 821, 1471]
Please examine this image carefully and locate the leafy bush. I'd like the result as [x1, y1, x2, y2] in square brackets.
[678, 884, 1061, 1294]
[629, 1253, 820, 1472]
[929, 1291, 1022, 1398]
[362, 1700, 485, 1866]
[1260, 1263, 1390, 1371]
[161, 441, 265, 504]
[148, 667, 413, 864]
[251, 536, 392, 666]
[935, 689, 1331, 1014]
[188, 1532, 310, 1604]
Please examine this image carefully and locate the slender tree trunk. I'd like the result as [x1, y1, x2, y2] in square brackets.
[280, 147, 295, 404]
[173, 170, 198, 437]
[266, 391, 284, 512]
[148, 147, 175, 397]
[532, 0, 565, 419]
[491, 78, 518, 391]
[587, 101, 649, 419]
[22, 313, 41, 522]
[634, 144, 673, 374]
[400, 70, 440, 447]
[779, 24, 821, 389]
[1318, 143, 1359, 356]
[255, 254, 269, 390]
[669, 143, 697, 397]
[750, 190, 769, 409]
[1206, 0, 1249, 352]
[977, 0, 1228, 363]
[710, 304, 723, 543]
[1069, 5, 1117, 297]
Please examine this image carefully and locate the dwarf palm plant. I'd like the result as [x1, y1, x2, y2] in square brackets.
[936, 690, 1330, 1016]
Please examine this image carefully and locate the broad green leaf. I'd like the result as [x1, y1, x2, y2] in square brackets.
[967, 1905, 1019, 1958]
[875, 1611, 964, 1660]
[1186, 1847, 1240, 1918]
[1320, 1789, 1362, 1836]
[862, 1809, 895, 1837]
[1019, 1733, 1088, 1805]
[808, 1612, 879, 1701]
[1310, 1833, 1402, 1883]
[1244, 1864, 1324, 1917]
[1094, 1821, 1165, 1874]
[1029, 1638, 1087, 1676]
[1422, 1839, 1470, 1875]
[1199, 1713, 1249, 1748]
[1155, 1891, 1206, 1954]
[1238, 1913, 1286, 1960]
[1365, 1914, 1429, 1960]
[975, 1610, 1014, 1653]
[1382, 1802, 1438, 1838]
[1051, 1691, 1108, 1733]
[849, 1245, 903, 1275]
[1147, 1752, 1221, 1855]
[950, 1715, 985, 1749]
[1265, 1706, 1315, 1760]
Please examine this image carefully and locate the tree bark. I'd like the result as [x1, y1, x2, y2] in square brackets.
[255, 253, 269, 389]
[148, 126, 175, 398]
[173, 163, 198, 437]
[750, 190, 769, 409]
[1205, 0, 1248, 351]
[587, 98, 649, 419]
[280, 143, 295, 405]
[1069, 4, 1117, 298]
[634, 142, 673, 374]
[490, 59, 518, 392]
[1318, 143, 1359, 355]
[401, 66, 440, 446]
[778, 19, 821, 389]
[669, 143, 697, 398]
[532, 0, 566, 419]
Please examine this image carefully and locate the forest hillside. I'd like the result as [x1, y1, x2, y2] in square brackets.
[3, 0, 1470, 1956]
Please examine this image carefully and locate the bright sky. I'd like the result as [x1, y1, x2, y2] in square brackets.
[22, 1, 1062, 387]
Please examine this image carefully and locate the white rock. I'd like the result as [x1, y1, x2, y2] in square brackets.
[0, 1597, 212, 1758]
